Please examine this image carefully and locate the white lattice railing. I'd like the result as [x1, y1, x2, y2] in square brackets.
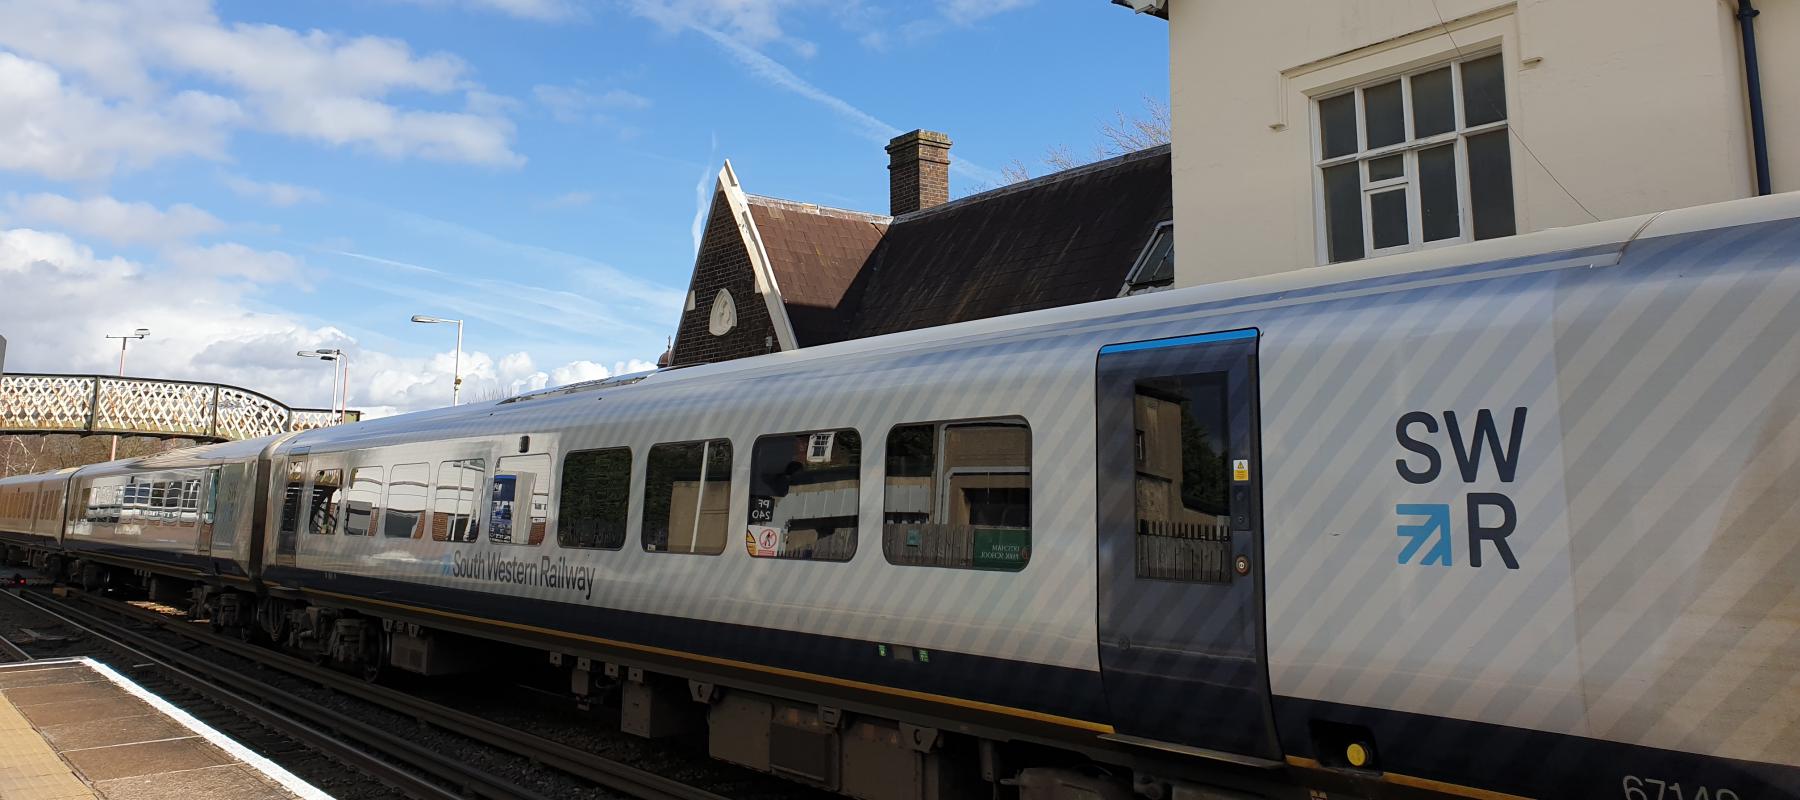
[0, 373, 358, 441]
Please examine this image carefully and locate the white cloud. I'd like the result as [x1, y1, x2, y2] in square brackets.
[533, 84, 652, 123]
[538, 191, 594, 209]
[162, 242, 304, 285]
[0, 224, 646, 416]
[3, 193, 224, 246]
[628, 0, 803, 49]
[0, 52, 240, 181]
[0, 0, 523, 175]
[936, 0, 1035, 26]
[222, 175, 324, 207]
[388, 0, 579, 21]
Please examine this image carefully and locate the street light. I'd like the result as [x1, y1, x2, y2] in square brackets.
[296, 350, 342, 423]
[103, 328, 150, 460]
[410, 315, 464, 406]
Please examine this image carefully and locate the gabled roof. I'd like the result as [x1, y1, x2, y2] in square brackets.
[672, 144, 1172, 362]
[745, 197, 888, 346]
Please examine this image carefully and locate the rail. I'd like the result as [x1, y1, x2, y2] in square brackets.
[0, 372, 358, 442]
[50, 589, 732, 800]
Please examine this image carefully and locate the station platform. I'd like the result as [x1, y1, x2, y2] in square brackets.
[0, 658, 329, 800]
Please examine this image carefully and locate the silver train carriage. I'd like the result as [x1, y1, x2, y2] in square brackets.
[5, 192, 1800, 800]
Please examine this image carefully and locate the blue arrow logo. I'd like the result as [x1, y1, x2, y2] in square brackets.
[1396, 503, 1453, 566]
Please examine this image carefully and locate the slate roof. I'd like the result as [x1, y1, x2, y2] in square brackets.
[734, 144, 1172, 347]
[841, 144, 1171, 341]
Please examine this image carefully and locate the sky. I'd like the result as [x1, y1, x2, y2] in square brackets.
[0, 0, 1169, 417]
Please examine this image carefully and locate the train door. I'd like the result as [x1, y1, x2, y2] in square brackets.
[272, 451, 308, 568]
[196, 467, 218, 557]
[1095, 329, 1281, 764]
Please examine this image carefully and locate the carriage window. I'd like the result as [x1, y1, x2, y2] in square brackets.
[344, 467, 382, 536]
[883, 419, 1031, 571]
[643, 440, 732, 555]
[1133, 374, 1233, 582]
[747, 430, 859, 562]
[558, 448, 631, 549]
[432, 459, 486, 542]
[309, 469, 343, 535]
[383, 463, 429, 538]
[491, 454, 551, 546]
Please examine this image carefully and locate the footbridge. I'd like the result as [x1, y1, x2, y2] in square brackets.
[0, 373, 358, 442]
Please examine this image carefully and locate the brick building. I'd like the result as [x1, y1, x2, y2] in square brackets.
[666, 130, 1174, 367]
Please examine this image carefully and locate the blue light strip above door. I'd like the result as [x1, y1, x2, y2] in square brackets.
[1098, 328, 1259, 355]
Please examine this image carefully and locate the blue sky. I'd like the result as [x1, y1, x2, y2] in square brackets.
[0, 0, 1168, 415]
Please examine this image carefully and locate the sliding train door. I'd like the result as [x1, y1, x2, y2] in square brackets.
[1095, 329, 1280, 764]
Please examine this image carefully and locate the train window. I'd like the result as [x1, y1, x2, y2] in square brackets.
[277, 460, 305, 557]
[343, 467, 383, 537]
[491, 454, 551, 546]
[383, 463, 429, 538]
[558, 448, 631, 550]
[1133, 374, 1233, 582]
[432, 459, 487, 542]
[883, 419, 1032, 571]
[747, 429, 859, 562]
[308, 469, 343, 536]
[642, 440, 732, 555]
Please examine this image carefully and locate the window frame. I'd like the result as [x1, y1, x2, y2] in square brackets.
[746, 428, 862, 563]
[556, 446, 634, 551]
[343, 465, 384, 537]
[490, 453, 553, 546]
[641, 438, 734, 556]
[1311, 50, 1510, 264]
[432, 458, 487, 543]
[382, 462, 431, 539]
[881, 416, 1033, 572]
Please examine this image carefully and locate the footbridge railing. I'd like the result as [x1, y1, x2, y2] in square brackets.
[0, 373, 359, 442]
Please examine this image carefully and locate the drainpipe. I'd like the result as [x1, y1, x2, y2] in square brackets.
[1737, 0, 1772, 196]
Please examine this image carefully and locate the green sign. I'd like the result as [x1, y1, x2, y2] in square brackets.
[971, 526, 1030, 570]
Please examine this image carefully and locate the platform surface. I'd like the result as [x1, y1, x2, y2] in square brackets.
[0, 658, 330, 800]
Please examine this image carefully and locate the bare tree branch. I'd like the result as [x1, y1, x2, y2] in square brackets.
[1001, 95, 1171, 185]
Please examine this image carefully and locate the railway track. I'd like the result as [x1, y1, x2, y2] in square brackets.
[0, 587, 440, 799]
[15, 587, 738, 800]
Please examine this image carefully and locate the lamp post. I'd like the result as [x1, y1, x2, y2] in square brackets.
[410, 315, 463, 406]
[103, 328, 150, 460]
[296, 350, 341, 423]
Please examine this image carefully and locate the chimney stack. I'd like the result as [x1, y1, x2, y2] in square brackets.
[886, 129, 951, 215]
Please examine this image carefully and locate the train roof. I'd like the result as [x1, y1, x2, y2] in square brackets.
[281, 190, 1800, 451]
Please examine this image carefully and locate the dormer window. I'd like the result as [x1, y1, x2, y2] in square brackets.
[1122, 221, 1175, 295]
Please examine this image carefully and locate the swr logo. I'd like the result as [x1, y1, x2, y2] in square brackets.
[1393, 408, 1525, 569]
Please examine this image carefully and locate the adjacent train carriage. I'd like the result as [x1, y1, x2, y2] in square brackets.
[61, 435, 287, 585]
[5, 192, 1800, 800]
[0, 467, 76, 554]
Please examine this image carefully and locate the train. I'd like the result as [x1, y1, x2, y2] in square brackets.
[5, 192, 1800, 800]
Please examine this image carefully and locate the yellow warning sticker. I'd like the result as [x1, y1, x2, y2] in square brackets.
[1232, 459, 1250, 482]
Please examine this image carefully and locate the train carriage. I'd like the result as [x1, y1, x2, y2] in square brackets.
[60, 436, 287, 587]
[5, 192, 1800, 800]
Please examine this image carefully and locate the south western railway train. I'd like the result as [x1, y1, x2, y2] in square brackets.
[6, 194, 1800, 800]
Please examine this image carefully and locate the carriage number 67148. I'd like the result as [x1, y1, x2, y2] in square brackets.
[1624, 775, 1738, 800]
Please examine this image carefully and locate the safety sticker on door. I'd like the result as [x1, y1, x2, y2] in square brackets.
[1232, 459, 1250, 482]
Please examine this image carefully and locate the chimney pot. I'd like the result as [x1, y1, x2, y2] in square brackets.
[886, 129, 952, 215]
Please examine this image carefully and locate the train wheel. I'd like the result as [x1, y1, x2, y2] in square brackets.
[360, 631, 389, 683]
